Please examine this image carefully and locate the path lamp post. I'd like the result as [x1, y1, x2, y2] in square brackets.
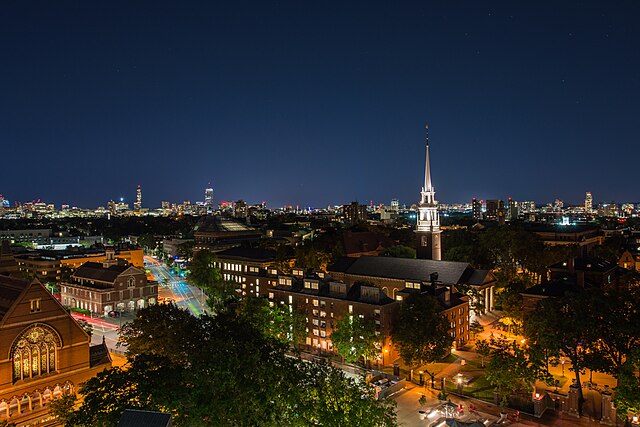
[561, 357, 565, 377]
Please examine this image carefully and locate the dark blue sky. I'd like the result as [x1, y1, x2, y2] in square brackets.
[1, 1, 639, 208]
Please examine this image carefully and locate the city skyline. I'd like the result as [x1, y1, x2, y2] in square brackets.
[2, 2, 639, 207]
[0, 184, 633, 210]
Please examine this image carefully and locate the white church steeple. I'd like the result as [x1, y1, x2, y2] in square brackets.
[416, 123, 442, 260]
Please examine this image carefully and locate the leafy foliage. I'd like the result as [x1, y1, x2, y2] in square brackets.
[187, 249, 237, 311]
[484, 337, 551, 399]
[381, 245, 416, 259]
[391, 293, 452, 367]
[63, 304, 397, 427]
[330, 315, 381, 363]
[235, 295, 306, 347]
[475, 339, 490, 368]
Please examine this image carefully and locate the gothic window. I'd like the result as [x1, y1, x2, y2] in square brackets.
[11, 324, 61, 383]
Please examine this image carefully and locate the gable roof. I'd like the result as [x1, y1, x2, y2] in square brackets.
[0, 275, 30, 321]
[328, 256, 474, 285]
[73, 262, 140, 283]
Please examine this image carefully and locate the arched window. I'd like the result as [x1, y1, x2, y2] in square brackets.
[11, 324, 61, 383]
[127, 277, 135, 288]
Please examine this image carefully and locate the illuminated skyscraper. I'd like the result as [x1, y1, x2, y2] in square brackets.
[585, 192, 593, 213]
[134, 184, 142, 212]
[416, 124, 441, 260]
[472, 198, 482, 221]
[204, 186, 214, 212]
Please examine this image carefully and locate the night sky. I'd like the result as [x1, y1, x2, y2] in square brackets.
[2, 1, 639, 208]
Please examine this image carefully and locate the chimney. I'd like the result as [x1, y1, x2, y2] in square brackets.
[429, 272, 439, 296]
[441, 285, 451, 305]
[567, 257, 575, 273]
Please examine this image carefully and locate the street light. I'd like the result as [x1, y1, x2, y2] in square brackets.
[561, 358, 565, 377]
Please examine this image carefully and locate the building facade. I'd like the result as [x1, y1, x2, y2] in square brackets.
[0, 276, 111, 424]
[60, 255, 157, 316]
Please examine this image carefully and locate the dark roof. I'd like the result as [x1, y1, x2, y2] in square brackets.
[89, 341, 111, 368]
[194, 216, 258, 233]
[521, 279, 581, 298]
[549, 257, 617, 273]
[328, 256, 475, 285]
[465, 269, 493, 286]
[118, 409, 171, 427]
[342, 231, 394, 255]
[215, 247, 276, 262]
[73, 262, 133, 284]
[0, 275, 30, 321]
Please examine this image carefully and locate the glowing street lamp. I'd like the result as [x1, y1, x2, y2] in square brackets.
[561, 357, 565, 377]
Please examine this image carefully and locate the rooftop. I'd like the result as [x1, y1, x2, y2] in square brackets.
[328, 256, 492, 286]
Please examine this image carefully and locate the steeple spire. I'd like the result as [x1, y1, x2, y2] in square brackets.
[416, 122, 442, 260]
[421, 123, 435, 205]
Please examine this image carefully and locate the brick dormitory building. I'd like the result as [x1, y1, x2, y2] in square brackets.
[214, 247, 495, 361]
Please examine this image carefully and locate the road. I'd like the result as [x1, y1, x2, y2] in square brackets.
[74, 256, 205, 355]
[144, 256, 206, 317]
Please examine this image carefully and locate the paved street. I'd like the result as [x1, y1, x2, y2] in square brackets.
[72, 256, 206, 355]
[144, 256, 206, 317]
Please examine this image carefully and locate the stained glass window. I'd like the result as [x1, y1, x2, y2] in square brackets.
[11, 324, 61, 382]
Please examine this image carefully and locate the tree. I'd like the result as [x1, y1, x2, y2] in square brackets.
[187, 249, 236, 311]
[475, 339, 490, 368]
[70, 303, 398, 427]
[391, 293, 452, 385]
[584, 287, 640, 385]
[176, 241, 195, 261]
[484, 337, 551, 401]
[330, 315, 381, 364]
[469, 320, 484, 340]
[235, 295, 306, 348]
[49, 393, 78, 425]
[381, 245, 416, 259]
[614, 350, 640, 421]
[525, 289, 602, 415]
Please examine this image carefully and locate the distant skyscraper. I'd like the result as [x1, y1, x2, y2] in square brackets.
[390, 198, 399, 211]
[416, 124, 441, 261]
[342, 202, 368, 223]
[472, 198, 482, 221]
[485, 199, 504, 222]
[507, 198, 519, 221]
[134, 184, 142, 212]
[585, 192, 593, 213]
[204, 185, 214, 212]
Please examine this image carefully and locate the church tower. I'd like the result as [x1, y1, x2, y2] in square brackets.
[416, 124, 442, 260]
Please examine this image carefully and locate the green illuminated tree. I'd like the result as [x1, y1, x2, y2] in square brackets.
[187, 249, 236, 311]
[391, 293, 452, 386]
[235, 295, 306, 348]
[330, 314, 381, 364]
[475, 339, 490, 368]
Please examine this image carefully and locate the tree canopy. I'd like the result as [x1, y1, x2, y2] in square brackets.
[391, 293, 452, 367]
[330, 314, 381, 364]
[187, 249, 237, 311]
[59, 303, 397, 427]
